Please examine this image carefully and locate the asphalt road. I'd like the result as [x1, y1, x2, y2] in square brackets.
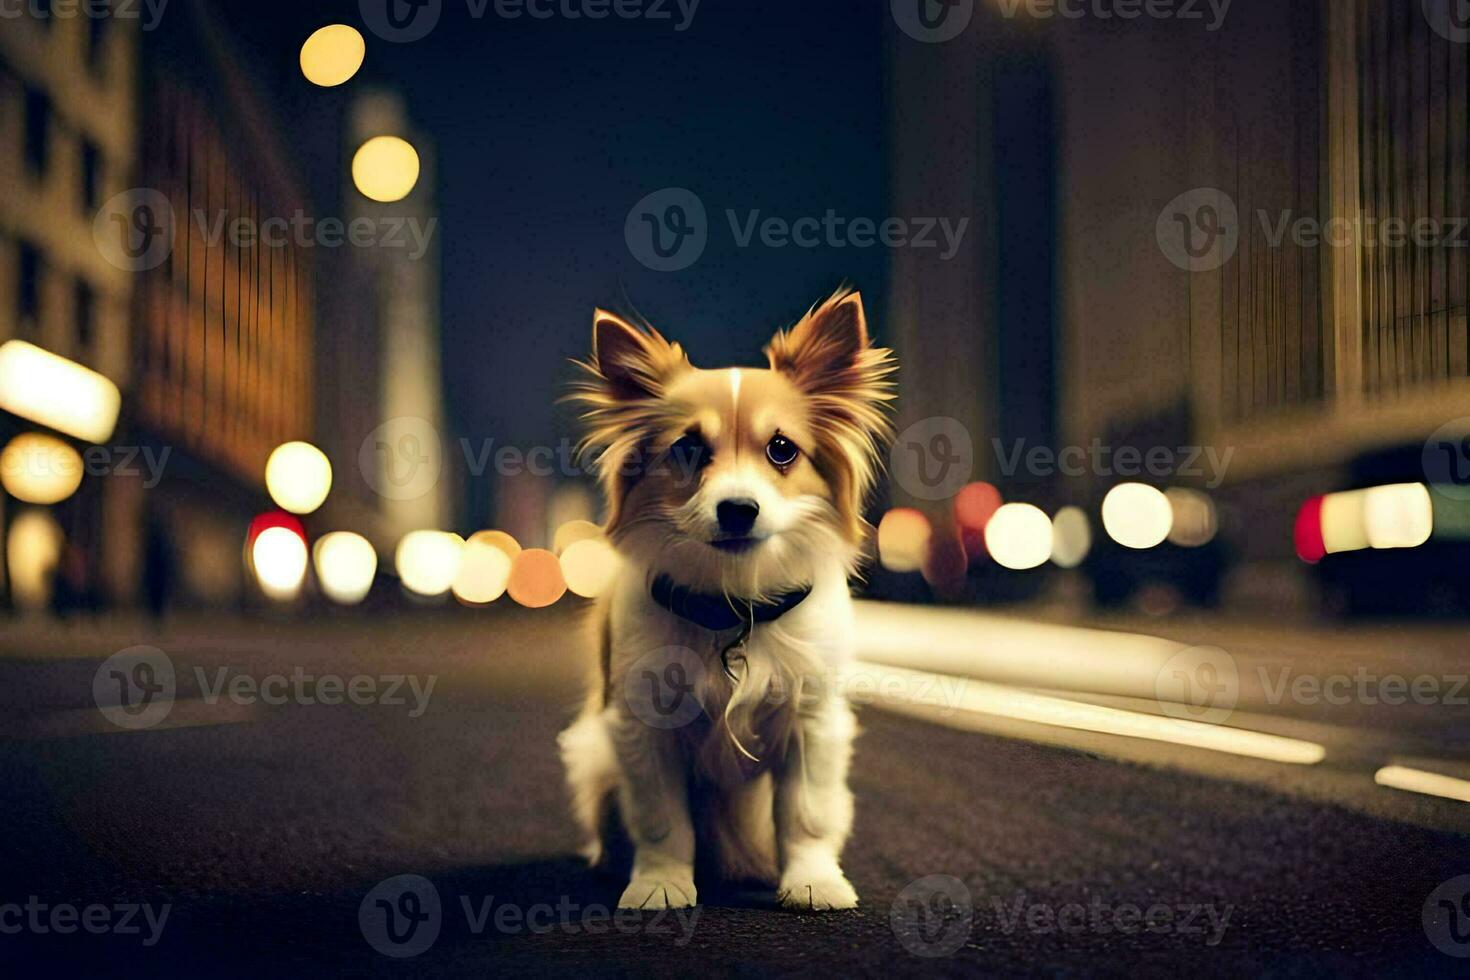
[0, 608, 1466, 976]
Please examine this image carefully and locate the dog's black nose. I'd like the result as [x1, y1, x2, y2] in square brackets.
[716, 498, 760, 536]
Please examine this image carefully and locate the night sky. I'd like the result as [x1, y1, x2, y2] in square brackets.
[220, 0, 888, 470]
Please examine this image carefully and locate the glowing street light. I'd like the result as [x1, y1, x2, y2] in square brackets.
[452, 535, 513, 604]
[560, 536, 619, 598]
[1101, 483, 1173, 550]
[265, 441, 333, 514]
[352, 136, 420, 203]
[0, 432, 84, 505]
[313, 531, 378, 605]
[984, 503, 1053, 570]
[0, 340, 120, 443]
[299, 24, 365, 88]
[396, 530, 464, 597]
[253, 526, 310, 601]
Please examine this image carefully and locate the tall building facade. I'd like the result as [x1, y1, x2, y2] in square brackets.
[0, 8, 139, 606]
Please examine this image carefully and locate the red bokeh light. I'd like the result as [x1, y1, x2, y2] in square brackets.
[1293, 496, 1326, 564]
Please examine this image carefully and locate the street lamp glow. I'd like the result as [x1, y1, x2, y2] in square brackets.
[0, 340, 121, 443]
[253, 526, 310, 601]
[265, 441, 333, 514]
[396, 530, 464, 597]
[1049, 506, 1091, 568]
[1165, 488, 1218, 547]
[7, 508, 64, 610]
[452, 536, 513, 604]
[984, 503, 1053, 570]
[351, 136, 420, 203]
[1101, 483, 1173, 550]
[560, 537, 619, 598]
[1363, 483, 1433, 550]
[0, 432, 84, 505]
[299, 24, 365, 87]
[877, 508, 931, 573]
[507, 548, 567, 608]
[553, 519, 603, 555]
[312, 531, 377, 605]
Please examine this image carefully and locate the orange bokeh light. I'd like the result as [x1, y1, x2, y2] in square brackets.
[507, 548, 567, 608]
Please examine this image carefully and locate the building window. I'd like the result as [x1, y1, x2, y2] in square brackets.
[75, 279, 96, 349]
[24, 88, 50, 176]
[18, 243, 42, 332]
[81, 140, 101, 211]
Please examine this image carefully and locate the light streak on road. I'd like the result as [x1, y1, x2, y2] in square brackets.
[859, 662, 1326, 765]
[1374, 765, 1470, 804]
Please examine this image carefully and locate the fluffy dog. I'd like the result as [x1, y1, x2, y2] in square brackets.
[558, 289, 895, 911]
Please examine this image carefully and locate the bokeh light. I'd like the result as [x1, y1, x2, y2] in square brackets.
[1363, 483, 1433, 550]
[0, 339, 120, 443]
[508, 548, 567, 607]
[253, 526, 310, 601]
[396, 530, 464, 597]
[560, 536, 619, 598]
[0, 432, 83, 504]
[953, 481, 1002, 559]
[1165, 488, 1218, 547]
[1101, 483, 1173, 550]
[351, 136, 420, 203]
[469, 529, 521, 562]
[265, 441, 332, 515]
[877, 508, 931, 573]
[299, 24, 365, 87]
[1049, 505, 1092, 568]
[452, 536, 513, 605]
[553, 519, 603, 555]
[1294, 495, 1327, 564]
[7, 508, 64, 610]
[312, 531, 377, 605]
[1320, 489, 1368, 554]
[984, 503, 1053, 570]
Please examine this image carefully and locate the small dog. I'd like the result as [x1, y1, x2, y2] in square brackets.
[558, 289, 895, 911]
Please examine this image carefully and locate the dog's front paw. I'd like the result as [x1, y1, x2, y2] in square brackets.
[618, 876, 697, 909]
[778, 873, 858, 912]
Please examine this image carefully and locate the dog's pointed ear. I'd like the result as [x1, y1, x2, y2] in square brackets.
[765, 290, 888, 404]
[592, 309, 688, 400]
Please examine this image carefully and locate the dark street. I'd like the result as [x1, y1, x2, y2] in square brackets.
[1, 609, 1465, 976]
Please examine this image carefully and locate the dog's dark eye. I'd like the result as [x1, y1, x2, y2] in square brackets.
[669, 433, 711, 470]
[766, 434, 799, 468]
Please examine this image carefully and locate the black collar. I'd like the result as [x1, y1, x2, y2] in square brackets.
[650, 574, 812, 633]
